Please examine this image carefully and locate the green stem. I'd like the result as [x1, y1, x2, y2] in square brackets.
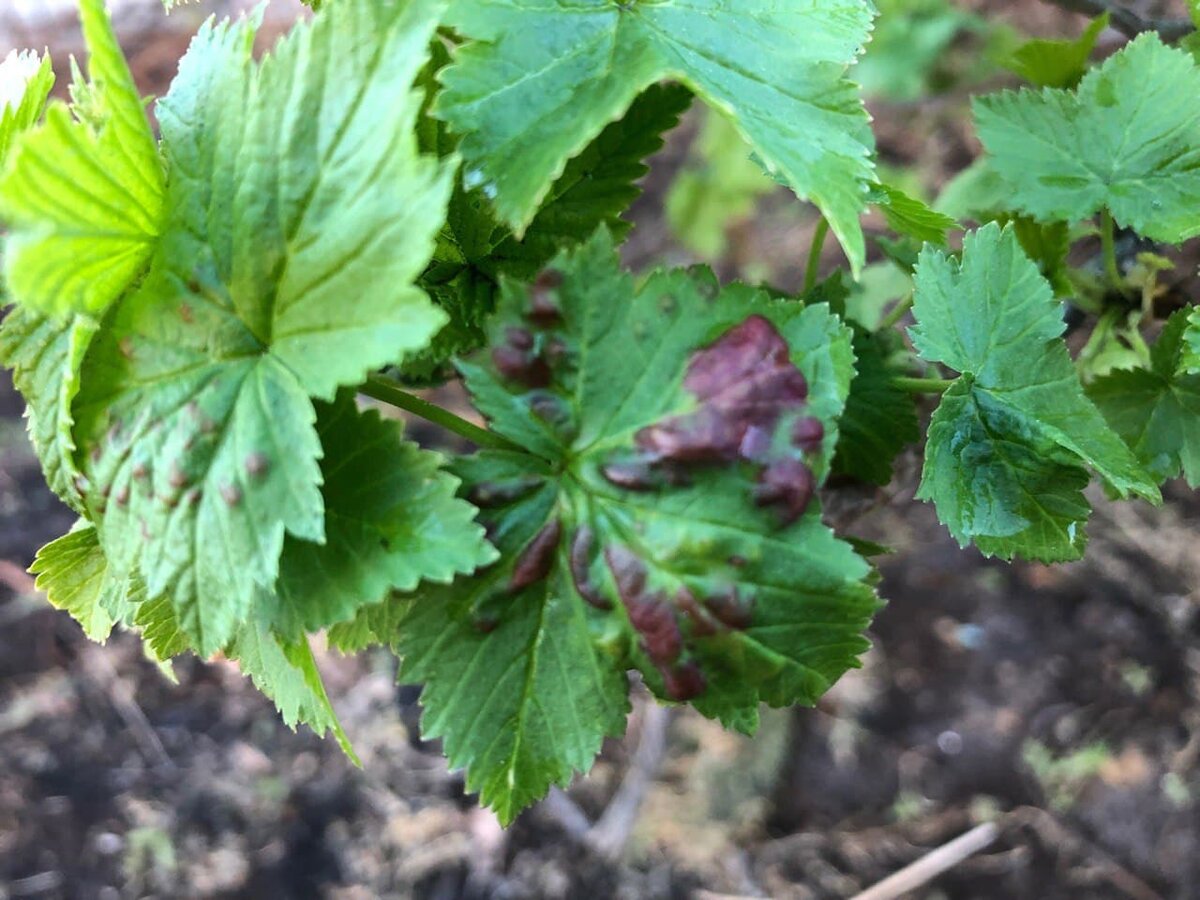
[1100, 208, 1123, 290]
[804, 218, 830, 293]
[892, 376, 954, 395]
[879, 292, 915, 330]
[359, 374, 520, 452]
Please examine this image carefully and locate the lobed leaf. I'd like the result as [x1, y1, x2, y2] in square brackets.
[71, 0, 455, 655]
[0, 0, 164, 317]
[975, 35, 1200, 243]
[268, 394, 497, 635]
[435, 0, 876, 273]
[341, 230, 878, 821]
[911, 224, 1159, 561]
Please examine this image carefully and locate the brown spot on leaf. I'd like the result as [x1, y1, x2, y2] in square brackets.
[492, 344, 551, 388]
[179, 303, 194, 324]
[528, 271, 563, 325]
[169, 463, 188, 490]
[606, 545, 682, 665]
[244, 452, 269, 480]
[132, 462, 149, 481]
[472, 615, 499, 634]
[601, 459, 658, 492]
[506, 327, 534, 351]
[662, 661, 707, 701]
[114, 485, 130, 507]
[220, 483, 243, 507]
[569, 527, 611, 610]
[119, 337, 135, 360]
[705, 586, 754, 630]
[467, 477, 542, 508]
[792, 416, 825, 453]
[754, 457, 815, 526]
[677, 588, 719, 637]
[528, 393, 568, 426]
[636, 315, 808, 464]
[509, 518, 561, 592]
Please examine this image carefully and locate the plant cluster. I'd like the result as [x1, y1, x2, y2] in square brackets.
[1, 0, 1199, 823]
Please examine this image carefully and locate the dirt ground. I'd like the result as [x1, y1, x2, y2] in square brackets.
[2, 2, 1200, 898]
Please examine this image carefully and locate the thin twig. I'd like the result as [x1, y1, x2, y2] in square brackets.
[1038, 0, 1193, 41]
[82, 646, 175, 771]
[588, 702, 671, 859]
[850, 822, 1000, 900]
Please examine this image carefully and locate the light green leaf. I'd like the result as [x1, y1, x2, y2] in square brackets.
[856, 0, 977, 101]
[975, 34, 1200, 243]
[1003, 13, 1108, 88]
[911, 224, 1159, 561]
[0, 0, 164, 317]
[30, 526, 116, 641]
[30, 525, 169, 653]
[268, 394, 496, 635]
[666, 108, 775, 259]
[0, 50, 54, 167]
[436, 0, 876, 273]
[343, 230, 877, 821]
[1089, 311, 1200, 487]
[72, 0, 453, 655]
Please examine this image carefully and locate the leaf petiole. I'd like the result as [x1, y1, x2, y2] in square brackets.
[1100, 208, 1124, 291]
[359, 374, 522, 452]
[879, 292, 915, 330]
[804, 217, 830, 293]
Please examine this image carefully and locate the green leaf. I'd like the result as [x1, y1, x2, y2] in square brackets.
[1003, 13, 1108, 88]
[229, 612, 358, 763]
[0, 0, 164, 317]
[29, 525, 174, 655]
[268, 394, 496, 635]
[911, 223, 1158, 561]
[0, 50, 54, 168]
[343, 230, 877, 820]
[1089, 311, 1200, 487]
[833, 329, 919, 486]
[395, 498, 629, 824]
[0, 308, 97, 512]
[30, 527, 116, 641]
[975, 34, 1200, 244]
[72, 0, 453, 655]
[436, 0, 876, 273]
[868, 182, 956, 246]
[666, 108, 775, 259]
